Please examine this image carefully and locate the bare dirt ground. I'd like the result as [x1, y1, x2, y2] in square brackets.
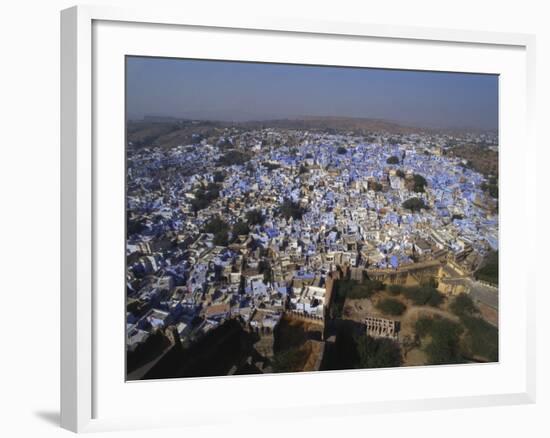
[402, 347, 428, 366]
[302, 340, 324, 371]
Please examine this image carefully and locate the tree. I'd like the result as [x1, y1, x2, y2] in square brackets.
[272, 348, 308, 373]
[475, 251, 498, 285]
[217, 150, 250, 166]
[279, 199, 305, 220]
[213, 171, 226, 183]
[414, 316, 434, 338]
[346, 279, 385, 299]
[258, 260, 273, 284]
[246, 209, 264, 226]
[412, 174, 428, 192]
[203, 216, 229, 234]
[449, 293, 479, 318]
[262, 161, 281, 171]
[376, 298, 406, 316]
[419, 317, 465, 365]
[461, 315, 498, 362]
[388, 284, 403, 295]
[402, 285, 443, 307]
[371, 181, 383, 192]
[402, 197, 428, 212]
[386, 156, 400, 165]
[213, 231, 229, 246]
[336, 146, 347, 155]
[191, 183, 222, 211]
[232, 220, 249, 237]
[356, 335, 402, 369]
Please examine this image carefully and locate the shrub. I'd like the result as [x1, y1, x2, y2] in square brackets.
[412, 174, 428, 192]
[272, 348, 309, 373]
[336, 146, 347, 155]
[232, 220, 249, 237]
[403, 286, 443, 307]
[262, 161, 281, 171]
[461, 316, 498, 362]
[402, 197, 428, 212]
[386, 156, 400, 165]
[213, 171, 225, 183]
[376, 298, 406, 316]
[415, 316, 434, 338]
[279, 199, 305, 220]
[217, 150, 250, 166]
[371, 181, 383, 192]
[421, 318, 465, 365]
[475, 251, 498, 285]
[450, 293, 479, 318]
[246, 209, 264, 226]
[356, 335, 402, 369]
[346, 279, 385, 299]
[203, 216, 229, 234]
[388, 284, 403, 295]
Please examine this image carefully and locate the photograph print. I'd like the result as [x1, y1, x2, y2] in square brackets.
[125, 57, 499, 381]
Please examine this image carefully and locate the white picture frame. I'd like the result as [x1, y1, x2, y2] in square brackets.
[60, 4, 536, 433]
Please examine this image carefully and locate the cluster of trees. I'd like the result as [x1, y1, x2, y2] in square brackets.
[386, 155, 400, 165]
[272, 347, 309, 373]
[346, 279, 385, 299]
[412, 174, 428, 192]
[370, 181, 384, 192]
[481, 176, 498, 199]
[232, 220, 250, 237]
[262, 161, 281, 171]
[356, 334, 402, 369]
[336, 146, 347, 155]
[415, 316, 465, 365]
[387, 283, 444, 307]
[376, 298, 406, 316]
[258, 259, 273, 284]
[475, 251, 498, 285]
[217, 150, 250, 166]
[449, 293, 498, 362]
[203, 216, 230, 246]
[330, 279, 385, 318]
[414, 294, 498, 365]
[331, 279, 355, 318]
[212, 170, 226, 183]
[245, 209, 265, 226]
[449, 293, 478, 317]
[127, 215, 147, 237]
[191, 182, 221, 211]
[202, 214, 269, 246]
[402, 197, 428, 212]
[279, 199, 305, 220]
[323, 325, 402, 371]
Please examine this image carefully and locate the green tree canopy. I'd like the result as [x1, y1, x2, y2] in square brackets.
[402, 197, 428, 212]
[356, 335, 402, 369]
[376, 298, 406, 316]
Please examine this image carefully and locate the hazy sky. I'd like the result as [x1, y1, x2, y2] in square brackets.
[126, 56, 498, 130]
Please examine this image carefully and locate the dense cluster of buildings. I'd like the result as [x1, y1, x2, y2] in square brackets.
[126, 128, 498, 356]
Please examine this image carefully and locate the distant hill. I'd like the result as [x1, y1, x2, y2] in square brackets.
[240, 116, 423, 134]
[126, 115, 432, 149]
